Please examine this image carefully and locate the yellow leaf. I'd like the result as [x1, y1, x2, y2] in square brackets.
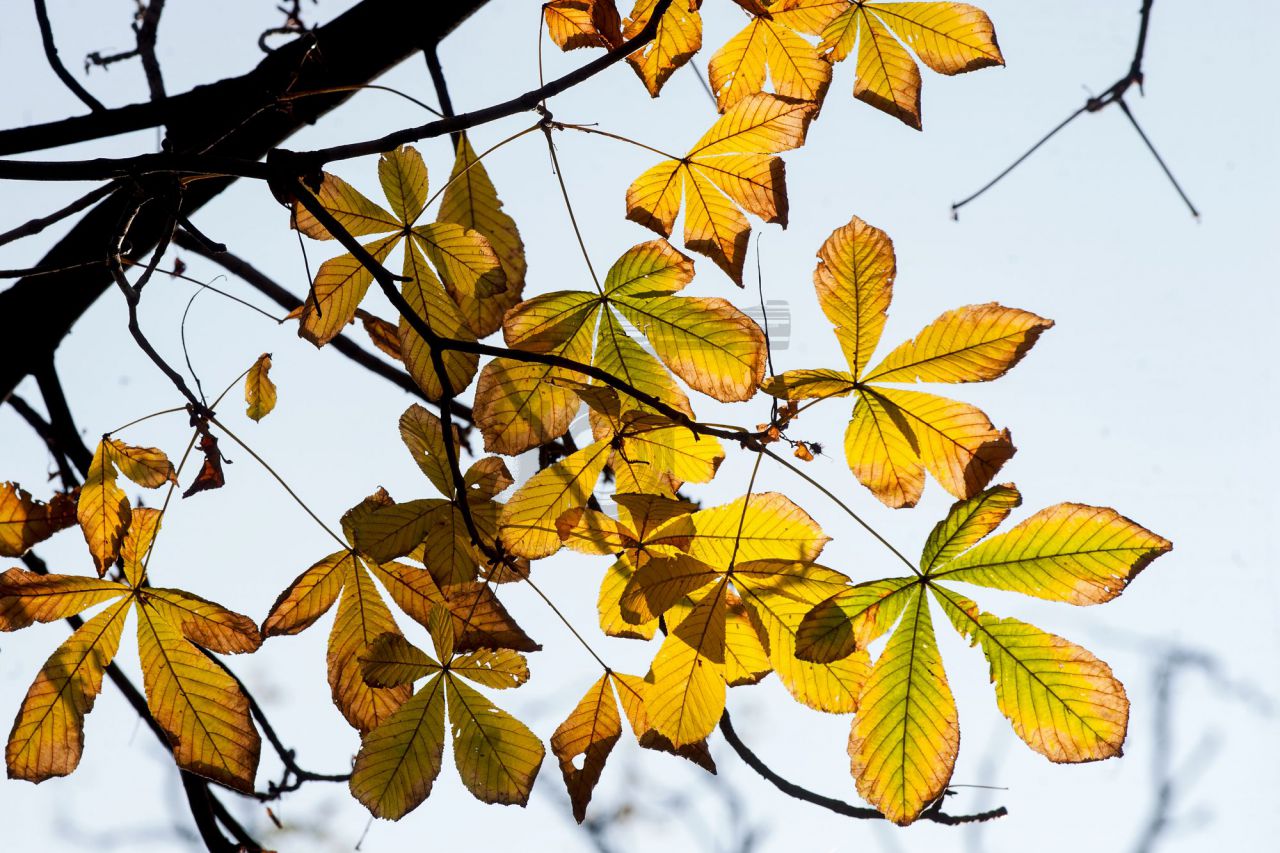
[5, 598, 130, 782]
[378, 146, 429, 226]
[499, 439, 613, 559]
[244, 353, 277, 422]
[709, 15, 831, 112]
[814, 214, 895, 379]
[551, 674, 623, 823]
[135, 600, 260, 791]
[848, 586, 958, 825]
[611, 671, 716, 771]
[627, 93, 815, 283]
[412, 223, 506, 302]
[598, 554, 659, 640]
[473, 317, 592, 455]
[0, 568, 126, 631]
[611, 290, 767, 402]
[438, 134, 527, 337]
[686, 492, 829, 568]
[358, 310, 403, 360]
[929, 502, 1172, 604]
[616, 421, 725, 490]
[292, 171, 400, 240]
[261, 550, 349, 637]
[146, 588, 262, 654]
[647, 580, 728, 747]
[398, 237, 479, 400]
[298, 233, 399, 347]
[724, 591, 772, 686]
[446, 674, 545, 805]
[760, 367, 857, 401]
[350, 498, 447, 564]
[777, 0, 1003, 128]
[504, 290, 602, 353]
[77, 441, 130, 576]
[621, 553, 721, 623]
[0, 483, 77, 558]
[557, 507, 637, 555]
[106, 439, 176, 488]
[864, 303, 1053, 384]
[934, 587, 1128, 762]
[329, 557, 411, 733]
[545, 0, 623, 50]
[844, 388, 927, 508]
[738, 580, 870, 713]
[350, 673, 447, 820]
[872, 386, 1015, 501]
[623, 0, 702, 97]
[119, 507, 161, 588]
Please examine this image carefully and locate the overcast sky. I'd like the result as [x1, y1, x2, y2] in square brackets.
[1, 1, 1276, 851]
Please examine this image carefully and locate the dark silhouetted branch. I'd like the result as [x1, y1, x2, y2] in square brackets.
[33, 0, 105, 112]
[953, 0, 1196, 219]
[718, 709, 1008, 826]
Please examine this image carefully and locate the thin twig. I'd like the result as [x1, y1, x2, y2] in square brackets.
[33, 0, 105, 112]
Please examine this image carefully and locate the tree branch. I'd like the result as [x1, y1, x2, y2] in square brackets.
[718, 709, 1008, 826]
[32, 0, 105, 113]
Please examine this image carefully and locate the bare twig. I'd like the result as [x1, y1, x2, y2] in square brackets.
[33, 0, 105, 112]
[952, 0, 1196, 219]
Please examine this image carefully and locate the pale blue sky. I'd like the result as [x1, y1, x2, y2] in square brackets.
[1, 2, 1276, 851]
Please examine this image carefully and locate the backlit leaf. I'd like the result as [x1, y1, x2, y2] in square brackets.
[77, 441, 130, 576]
[350, 673, 447, 819]
[624, 0, 702, 97]
[551, 674, 622, 823]
[0, 483, 77, 558]
[0, 568, 126, 631]
[446, 675, 545, 805]
[6, 598, 130, 782]
[848, 586, 957, 825]
[244, 353, 277, 422]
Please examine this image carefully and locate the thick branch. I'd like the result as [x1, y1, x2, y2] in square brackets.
[0, 0, 491, 402]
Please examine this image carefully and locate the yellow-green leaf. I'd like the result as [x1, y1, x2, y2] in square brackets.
[794, 577, 917, 663]
[378, 146, 428, 226]
[919, 483, 1021, 573]
[292, 171, 399, 240]
[446, 674, 545, 805]
[360, 632, 440, 688]
[848, 586, 958, 825]
[329, 558, 411, 732]
[299, 234, 400, 347]
[930, 503, 1172, 604]
[350, 673, 447, 819]
[934, 587, 1128, 762]
[261, 550, 349, 637]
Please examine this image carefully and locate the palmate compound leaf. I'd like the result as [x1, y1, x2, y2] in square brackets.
[498, 391, 725, 560]
[244, 352, 277, 422]
[790, 485, 1171, 823]
[290, 145, 516, 400]
[588, 492, 873, 748]
[77, 438, 176, 575]
[263, 493, 538, 733]
[3, 507, 263, 790]
[708, 1, 833, 113]
[627, 93, 816, 284]
[350, 630, 543, 819]
[347, 405, 524, 587]
[480, 239, 767, 454]
[0, 482, 77, 558]
[762, 215, 1052, 508]
[772, 0, 1004, 129]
